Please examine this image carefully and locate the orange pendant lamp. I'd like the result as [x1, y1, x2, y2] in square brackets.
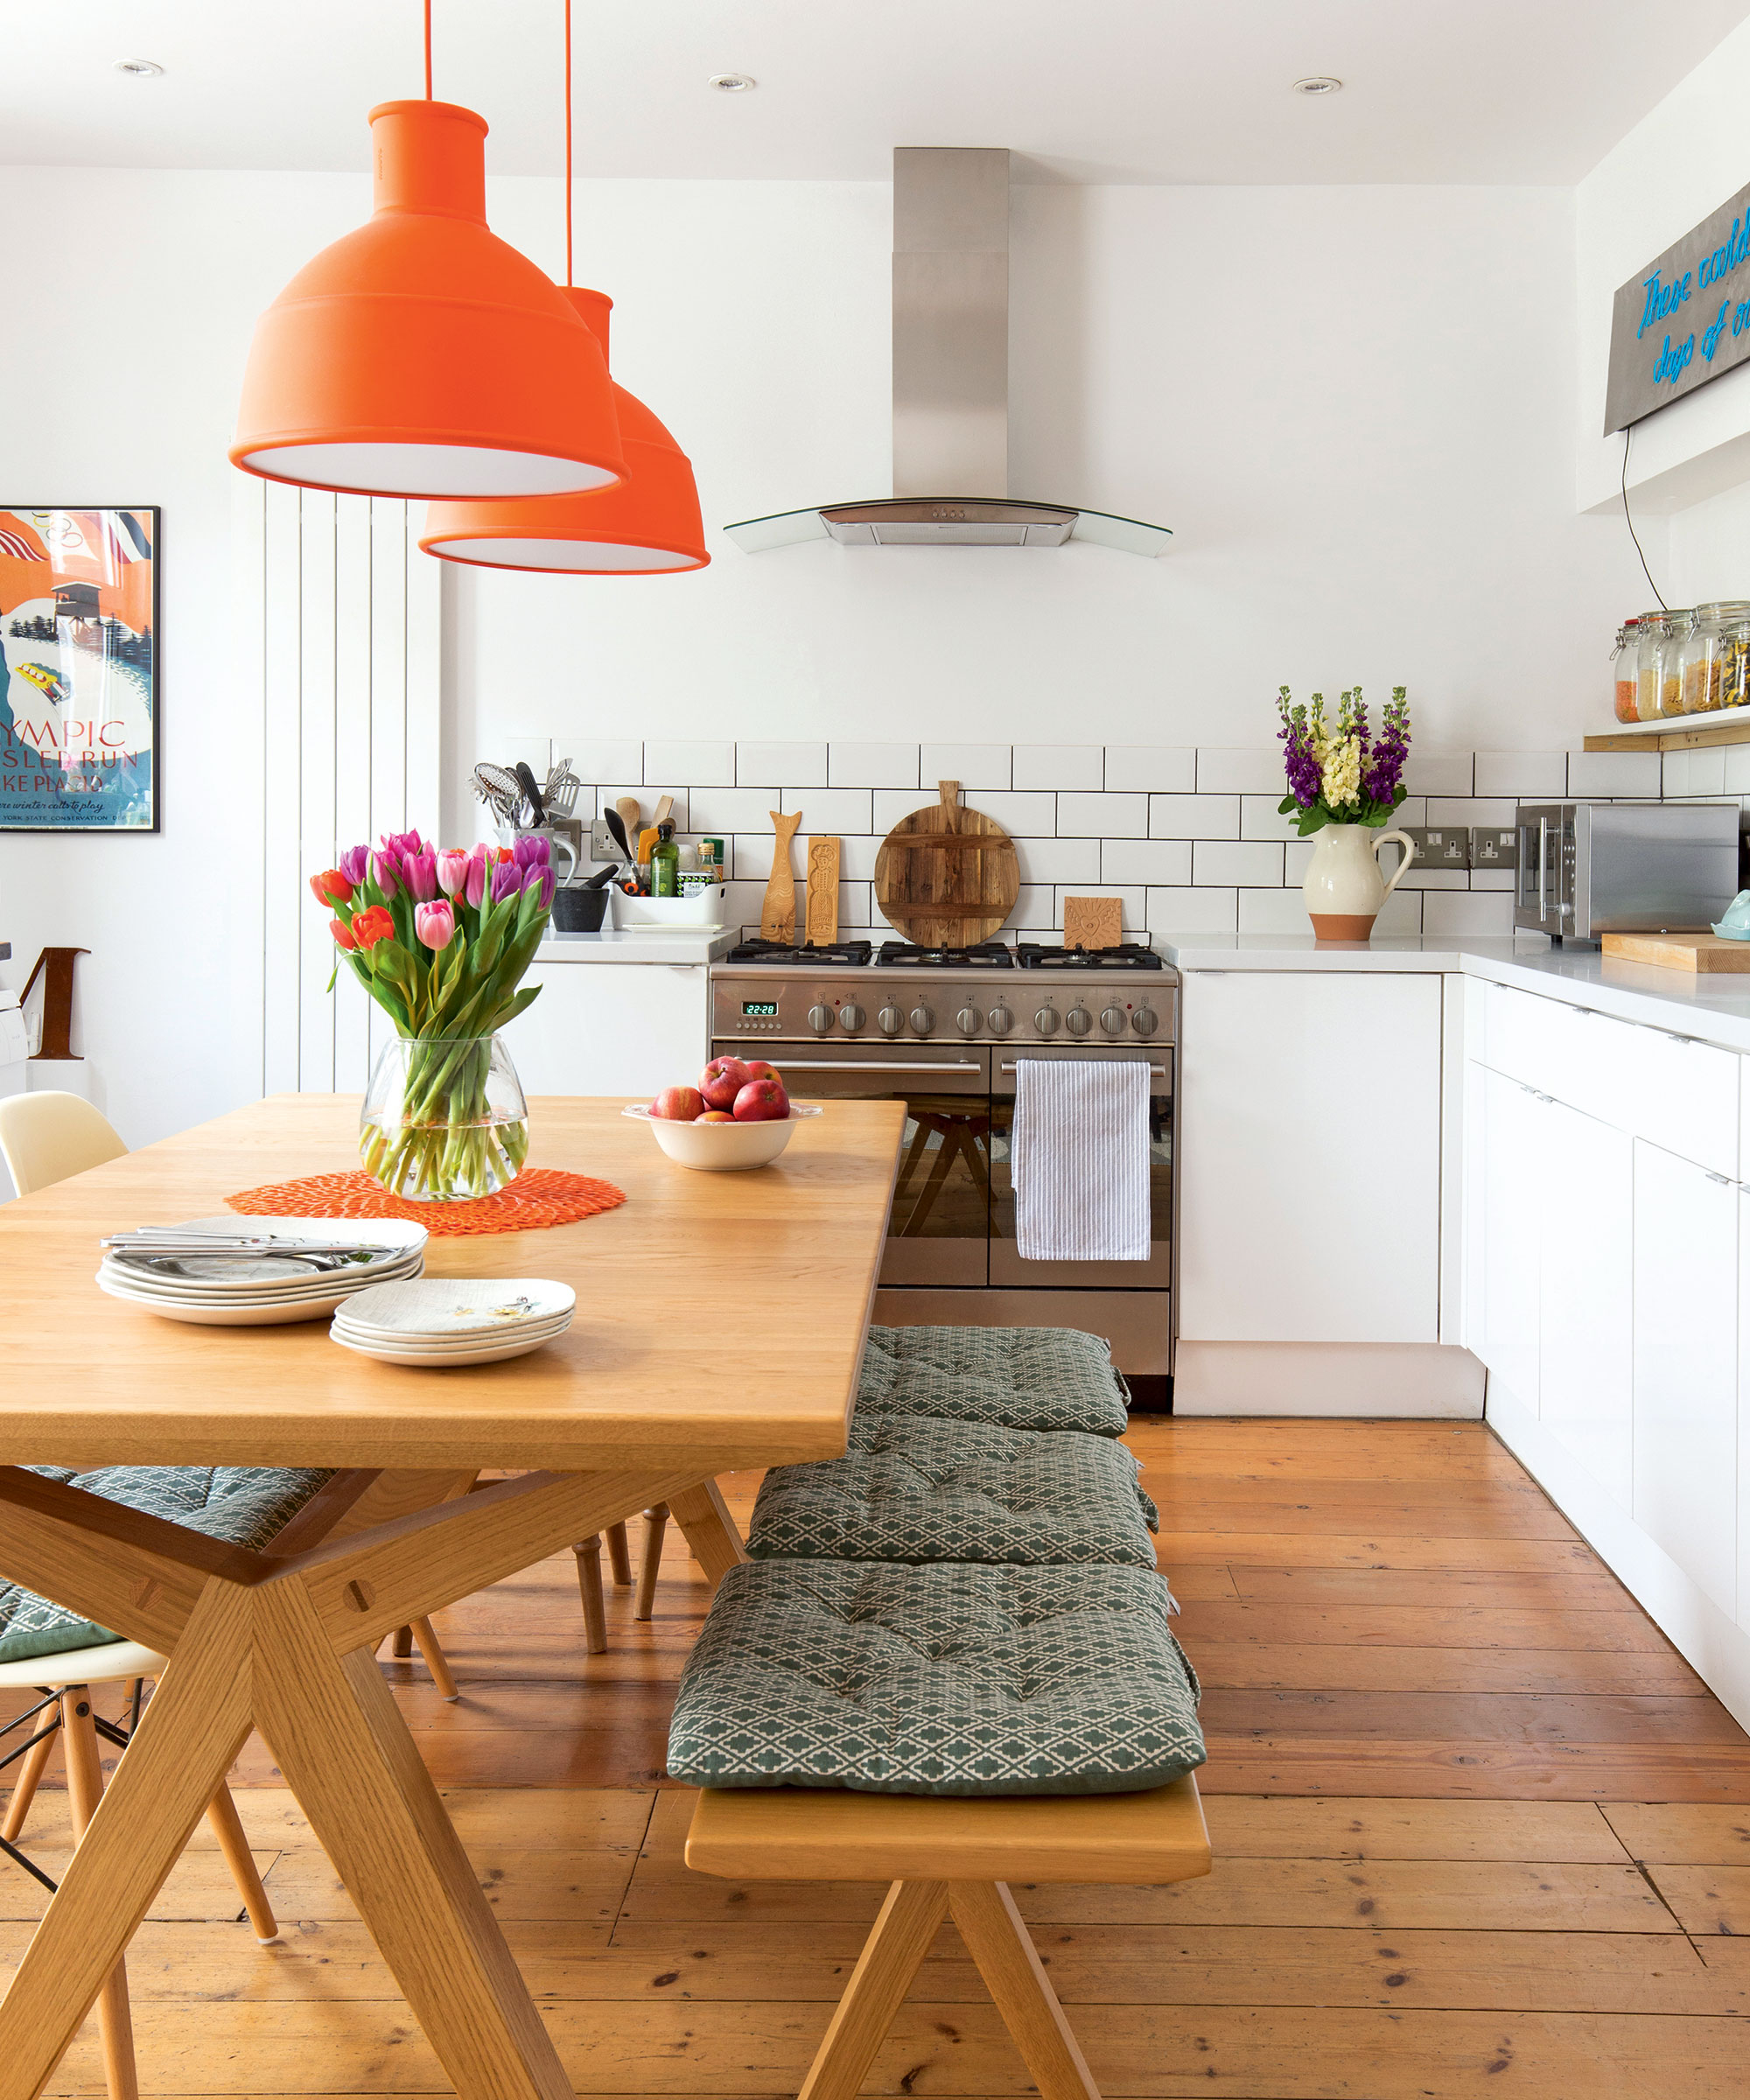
[229, 7, 624, 500]
[418, 0, 708, 573]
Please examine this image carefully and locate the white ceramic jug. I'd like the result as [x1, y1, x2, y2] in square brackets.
[1301, 822, 1416, 941]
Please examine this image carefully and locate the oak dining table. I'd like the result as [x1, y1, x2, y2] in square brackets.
[0, 1091, 904, 2100]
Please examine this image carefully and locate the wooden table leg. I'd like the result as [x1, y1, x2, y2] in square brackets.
[796, 1880, 948, 2100]
[948, 1880, 1100, 2100]
[250, 1579, 574, 2100]
[634, 1507, 668, 1621]
[667, 1479, 747, 1590]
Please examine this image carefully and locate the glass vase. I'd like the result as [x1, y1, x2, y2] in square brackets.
[359, 1033, 528, 1202]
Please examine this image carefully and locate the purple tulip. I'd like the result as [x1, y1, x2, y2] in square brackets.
[372, 850, 401, 900]
[512, 832, 551, 870]
[404, 850, 438, 902]
[436, 848, 471, 897]
[382, 829, 424, 861]
[524, 865, 556, 911]
[414, 900, 456, 951]
[491, 859, 522, 904]
[339, 844, 370, 888]
[465, 847, 489, 908]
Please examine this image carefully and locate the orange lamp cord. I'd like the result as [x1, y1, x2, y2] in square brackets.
[564, 0, 574, 285]
[424, 0, 433, 98]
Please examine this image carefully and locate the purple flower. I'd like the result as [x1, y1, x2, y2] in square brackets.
[381, 829, 426, 861]
[523, 865, 556, 910]
[490, 859, 522, 904]
[404, 850, 438, 901]
[339, 844, 371, 888]
[372, 850, 401, 900]
[512, 833, 551, 870]
[465, 847, 489, 908]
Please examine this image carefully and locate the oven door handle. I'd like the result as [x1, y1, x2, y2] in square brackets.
[1001, 1060, 1167, 1076]
[775, 1059, 985, 1072]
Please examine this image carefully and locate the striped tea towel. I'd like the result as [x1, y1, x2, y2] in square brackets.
[1011, 1057, 1152, 1262]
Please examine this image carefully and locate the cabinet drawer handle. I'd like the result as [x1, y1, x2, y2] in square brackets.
[1706, 1171, 1732, 1186]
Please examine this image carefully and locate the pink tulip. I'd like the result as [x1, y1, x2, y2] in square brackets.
[404, 850, 438, 901]
[414, 900, 456, 951]
[465, 847, 489, 908]
[436, 848, 471, 897]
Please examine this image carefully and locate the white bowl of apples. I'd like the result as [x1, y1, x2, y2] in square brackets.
[623, 1058, 822, 1172]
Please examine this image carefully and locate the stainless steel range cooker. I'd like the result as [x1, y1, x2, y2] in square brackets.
[710, 941, 1179, 1387]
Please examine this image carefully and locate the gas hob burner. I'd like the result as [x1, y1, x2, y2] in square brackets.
[875, 940, 1014, 969]
[725, 938, 874, 966]
[1015, 942, 1164, 970]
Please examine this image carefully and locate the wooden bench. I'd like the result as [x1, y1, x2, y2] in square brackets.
[685, 1775, 1211, 2100]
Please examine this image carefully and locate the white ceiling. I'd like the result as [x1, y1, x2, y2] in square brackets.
[3, 0, 1746, 184]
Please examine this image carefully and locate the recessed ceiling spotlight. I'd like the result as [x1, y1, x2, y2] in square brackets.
[708, 73, 756, 93]
[114, 58, 164, 77]
[1292, 75, 1343, 96]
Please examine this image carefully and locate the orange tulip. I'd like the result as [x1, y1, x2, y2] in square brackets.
[309, 867, 354, 906]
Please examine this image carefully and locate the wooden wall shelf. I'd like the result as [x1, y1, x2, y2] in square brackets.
[1585, 701, 1750, 752]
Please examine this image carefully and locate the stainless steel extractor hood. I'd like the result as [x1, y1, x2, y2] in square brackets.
[724, 148, 1172, 556]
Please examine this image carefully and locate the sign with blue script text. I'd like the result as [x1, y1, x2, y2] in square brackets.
[1606, 182, 1750, 433]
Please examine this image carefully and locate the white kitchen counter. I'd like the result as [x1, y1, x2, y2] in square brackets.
[1157, 929, 1750, 1056]
[536, 928, 736, 966]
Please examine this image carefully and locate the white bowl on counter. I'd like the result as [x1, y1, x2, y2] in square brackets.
[622, 1100, 822, 1171]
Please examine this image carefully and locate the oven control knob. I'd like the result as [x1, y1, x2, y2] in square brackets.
[1065, 1005, 1092, 1038]
[877, 1004, 904, 1037]
[808, 1003, 834, 1035]
[988, 1004, 1015, 1037]
[1100, 1005, 1126, 1037]
[909, 1004, 935, 1037]
[1033, 1005, 1060, 1036]
[1132, 1005, 1159, 1038]
[956, 1005, 981, 1036]
[838, 1002, 865, 1033]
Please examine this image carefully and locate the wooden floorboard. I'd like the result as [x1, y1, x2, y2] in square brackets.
[6, 1417, 1750, 2096]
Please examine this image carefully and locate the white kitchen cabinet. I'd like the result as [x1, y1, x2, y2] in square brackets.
[502, 962, 710, 1098]
[1633, 1138, 1739, 1620]
[1472, 1068, 1544, 1416]
[1178, 970, 1443, 1345]
[1538, 1097, 1634, 1509]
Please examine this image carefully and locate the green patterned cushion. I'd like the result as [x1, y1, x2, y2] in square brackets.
[747, 1416, 1159, 1570]
[0, 1466, 333, 1667]
[666, 1558, 1204, 1796]
[858, 1325, 1130, 1438]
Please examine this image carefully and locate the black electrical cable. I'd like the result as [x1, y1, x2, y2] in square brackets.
[1620, 424, 1668, 610]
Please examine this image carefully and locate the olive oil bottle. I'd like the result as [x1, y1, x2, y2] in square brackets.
[650, 819, 681, 898]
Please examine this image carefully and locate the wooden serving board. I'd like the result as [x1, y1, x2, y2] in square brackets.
[873, 780, 1019, 947]
[1602, 931, 1750, 973]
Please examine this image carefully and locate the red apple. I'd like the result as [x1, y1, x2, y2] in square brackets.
[695, 1110, 734, 1123]
[732, 1076, 789, 1122]
[653, 1085, 704, 1122]
[699, 1056, 751, 1110]
[741, 1060, 783, 1087]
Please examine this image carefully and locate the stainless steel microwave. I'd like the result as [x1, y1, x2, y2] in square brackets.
[1514, 801, 1740, 944]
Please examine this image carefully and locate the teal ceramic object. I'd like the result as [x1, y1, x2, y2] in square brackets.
[1712, 889, 1750, 939]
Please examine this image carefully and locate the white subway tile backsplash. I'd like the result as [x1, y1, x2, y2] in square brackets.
[1013, 836, 1102, 884]
[1240, 794, 1301, 841]
[1375, 889, 1424, 934]
[1194, 840, 1284, 886]
[1678, 750, 1727, 796]
[959, 789, 1058, 835]
[1196, 747, 1283, 794]
[839, 834, 881, 881]
[598, 784, 689, 834]
[1105, 746, 1196, 793]
[1150, 794, 1240, 840]
[1566, 750, 1661, 797]
[500, 736, 554, 782]
[1421, 890, 1516, 937]
[570, 738, 642, 785]
[684, 787, 774, 835]
[1145, 886, 1237, 934]
[730, 832, 776, 881]
[920, 743, 1011, 790]
[779, 786, 874, 833]
[1471, 868, 1516, 891]
[1398, 864, 1471, 890]
[1236, 887, 1317, 934]
[1102, 838, 1193, 886]
[1005, 885, 1058, 930]
[737, 740, 828, 788]
[1725, 746, 1750, 794]
[642, 738, 734, 786]
[1474, 751, 1566, 798]
[1403, 750, 1474, 795]
[1427, 797, 1517, 827]
[1014, 744, 1103, 792]
[1059, 791, 1146, 837]
[829, 742, 919, 789]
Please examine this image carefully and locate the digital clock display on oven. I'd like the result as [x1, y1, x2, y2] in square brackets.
[741, 1000, 780, 1017]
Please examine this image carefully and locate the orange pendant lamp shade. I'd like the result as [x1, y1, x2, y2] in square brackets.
[230, 101, 625, 500]
[420, 289, 709, 572]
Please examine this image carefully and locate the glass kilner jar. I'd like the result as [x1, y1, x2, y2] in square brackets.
[1613, 618, 1642, 722]
[1635, 608, 1684, 720]
[1680, 600, 1750, 715]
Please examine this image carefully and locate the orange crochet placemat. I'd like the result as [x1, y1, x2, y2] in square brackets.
[226, 1167, 626, 1238]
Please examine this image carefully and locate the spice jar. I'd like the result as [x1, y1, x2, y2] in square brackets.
[1635, 609, 1684, 720]
[1613, 619, 1642, 722]
[1680, 600, 1750, 714]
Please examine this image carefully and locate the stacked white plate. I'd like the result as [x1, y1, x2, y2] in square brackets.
[97, 1217, 428, 1326]
[330, 1277, 576, 1367]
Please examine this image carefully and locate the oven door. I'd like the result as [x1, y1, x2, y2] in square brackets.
[714, 1039, 993, 1287]
[989, 1046, 1172, 1289]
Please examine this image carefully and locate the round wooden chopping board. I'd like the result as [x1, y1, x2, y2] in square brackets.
[874, 780, 1020, 947]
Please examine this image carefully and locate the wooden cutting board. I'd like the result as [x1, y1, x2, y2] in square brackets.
[1601, 931, 1750, 973]
[873, 780, 1019, 948]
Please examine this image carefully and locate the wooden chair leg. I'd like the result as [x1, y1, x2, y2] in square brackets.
[668, 1478, 748, 1591]
[2, 1703, 60, 1844]
[60, 1689, 140, 2100]
[409, 1617, 458, 1702]
[797, 1880, 948, 2100]
[205, 1784, 279, 1944]
[634, 1505, 668, 1621]
[392, 1626, 415, 1658]
[605, 1521, 633, 1587]
[948, 1880, 1100, 2100]
[572, 1537, 609, 1654]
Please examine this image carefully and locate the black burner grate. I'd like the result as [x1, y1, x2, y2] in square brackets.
[724, 939, 875, 966]
[874, 941, 1015, 970]
[1014, 942, 1164, 970]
